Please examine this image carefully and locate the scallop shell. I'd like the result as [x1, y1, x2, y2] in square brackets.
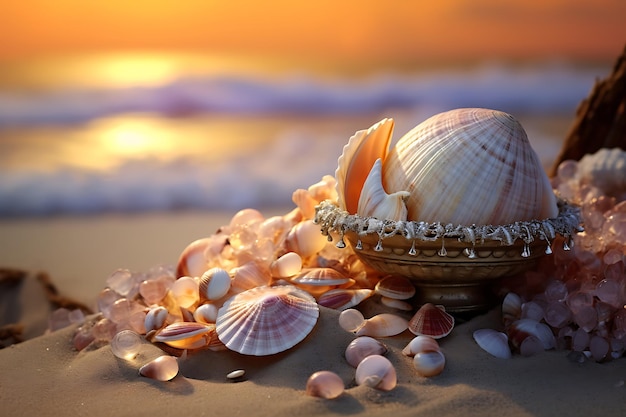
[216, 285, 319, 356]
[382, 108, 558, 225]
[357, 158, 409, 221]
[317, 288, 373, 310]
[375, 275, 416, 300]
[408, 303, 454, 339]
[576, 148, 626, 195]
[336, 118, 395, 213]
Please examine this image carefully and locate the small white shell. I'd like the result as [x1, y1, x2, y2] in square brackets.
[216, 285, 319, 356]
[139, 356, 179, 381]
[413, 350, 446, 377]
[345, 336, 388, 367]
[355, 313, 408, 337]
[269, 252, 303, 278]
[144, 306, 168, 332]
[402, 335, 440, 357]
[199, 268, 231, 301]
[473, 328, 512, 359]
[193, 303, 219, 324]
[355, 354, 397, 391]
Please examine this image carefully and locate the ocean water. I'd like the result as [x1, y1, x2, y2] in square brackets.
[0, 54, 611, 217]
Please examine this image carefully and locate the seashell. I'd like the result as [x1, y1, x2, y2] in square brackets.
[152, 321, 217, 350]
[381, 108, 558, 224]
[336, 118, 395, 213]
[338, 308, 366, 332]
[345, 336, 388, 367]
[216, 285, 319, 356]
[170, 276, 199, 309]
[519, 335, 545, 357]
[576, 148, 626, 196]
[501, 292, 522, 325]
[472, 329, 512, 359]
[175, 237, 213, 278]
[291, 267, 352, 287]
[413, 350, 446, 377]
[227, 369, 246, 381]
[193, 303, 219, 324]
[355, 313, 408, 337]
[408, 303, 454, 339]
[284, 220, 328, 258]
[229, 208, 265, 229]
[374, 275, 416, 300]
[380, 297, 413, 311]
[402, 335, 440, 357]
[230, 261, 272, 293]
[110, 330, 143, 360]
[507, 318, 556, 350]
[318, 288, 373, 310]
[269, 252, 303, 278]
[144, 306, 169, 332]
[139, 355, 179, 381]
[355, 354, 397, 391]
[357, 158, 409, 221]
[199, 267, 231, 301]
[305, 371, 345, 399]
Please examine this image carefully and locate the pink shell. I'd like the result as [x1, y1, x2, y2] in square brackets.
[216, 285, 319, 356]
[408, 303, 454, 339]
[374, 275, 416, 300]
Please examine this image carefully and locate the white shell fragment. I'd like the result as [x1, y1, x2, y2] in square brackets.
[216, 285, 319, 356]
[473, 329, 512, 359]
[139, 355, 179, 381]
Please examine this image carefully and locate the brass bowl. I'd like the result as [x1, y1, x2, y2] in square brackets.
[315, 199, 582, 313]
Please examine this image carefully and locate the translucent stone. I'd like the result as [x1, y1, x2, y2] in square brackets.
[566, 291, 594, 315]
[519, 335, 544, 357]
[613, 309, 626, 339]
[111, 330, 142, 360]
[521, 301, 544, 321]
[305, 371, 345, 399]
[73, 326, 95, 351]
[589, 335, 610, 362]
[139, 356, 179, 381]
[543, 301, 571, 329]
[572, 328, 590, 352]
[229, 208, 264, 229]
[48, 308, 74, 332]
[106, 269, 135, 297]
[595, 279, 622, 308]
[97, 288, 121, 317]
[170, 276, 199, 308]
[139, 279, 169, 305]
[338, 308, 365, 332]
[107, 298, 132, 322]
[603, 248, 624, 265]
[556, 160, 578, 181]
[91, 318, 118, 341]
[572, 305, 598, 332]
[544, 280, 568, 302]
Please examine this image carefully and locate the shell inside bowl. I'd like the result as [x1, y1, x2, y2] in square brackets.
[314, 198, 582, 312]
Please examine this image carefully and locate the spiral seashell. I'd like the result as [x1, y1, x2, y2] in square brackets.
[139, 355, 179, 381]
[357, 158, 409, 221]
[413, 350, 446, 377]
[345, 336, 388, 367]
[472, 328, 512, 359]
[355, 313, 409, 337]
[408, 303, 454, 339]
[305, 371, 345, 399]
[381, 108, 558, 225]
[576, 148, 626, 196]
[336, 118, 395, 213]
[355, 354, 397, 391]
[216, 285, 319, 356]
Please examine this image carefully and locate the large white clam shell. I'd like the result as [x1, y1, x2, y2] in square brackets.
[382, 108, 558, 225]
[216, 285, 319, 356]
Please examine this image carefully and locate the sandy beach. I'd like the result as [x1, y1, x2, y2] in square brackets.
[1, 208, 625, 417]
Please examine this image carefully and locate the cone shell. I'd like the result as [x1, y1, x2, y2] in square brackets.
[382, 108, 558, 225]
[408, 303, 454, 339]
[216, 285, 319, 356]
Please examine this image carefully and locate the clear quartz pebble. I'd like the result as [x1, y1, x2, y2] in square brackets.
[305, 371, 345, 399]
[106, 269, 135, 297]
[111, 330, 142, 360]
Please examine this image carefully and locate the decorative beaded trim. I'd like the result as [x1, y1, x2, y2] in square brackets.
[314, 198, 583, 258]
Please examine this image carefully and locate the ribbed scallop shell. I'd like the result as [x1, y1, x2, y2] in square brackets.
[382, 108, 558, 225]
[216, 285, 319, 356]
[408, 303, 454, 339]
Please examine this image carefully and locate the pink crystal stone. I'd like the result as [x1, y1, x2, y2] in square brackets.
[139, 278, 169, 305]
[521, 301, 544, 322]
[106, 269, 136, 297]
[91, 318, 118, 341]
[111, 330, 142, 360]
[572, 305, 598, 333]
[595, 279, 622, 308]
[589, 335, 610, 362]
[572, 328, 590, 352]
[544, 280, 568, 303]
[543, 301, 571, 329]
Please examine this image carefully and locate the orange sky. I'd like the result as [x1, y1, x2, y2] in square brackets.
[2, 0, 625, 63]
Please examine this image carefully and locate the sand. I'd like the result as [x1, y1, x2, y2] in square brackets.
[1, 210, 625, 417]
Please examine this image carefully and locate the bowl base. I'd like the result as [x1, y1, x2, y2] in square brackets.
[411, 279, 501, 314]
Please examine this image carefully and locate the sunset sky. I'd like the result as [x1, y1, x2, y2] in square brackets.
[2, 0, 625, 64]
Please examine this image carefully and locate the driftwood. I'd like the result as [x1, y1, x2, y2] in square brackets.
[549, 44, 626, 177]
